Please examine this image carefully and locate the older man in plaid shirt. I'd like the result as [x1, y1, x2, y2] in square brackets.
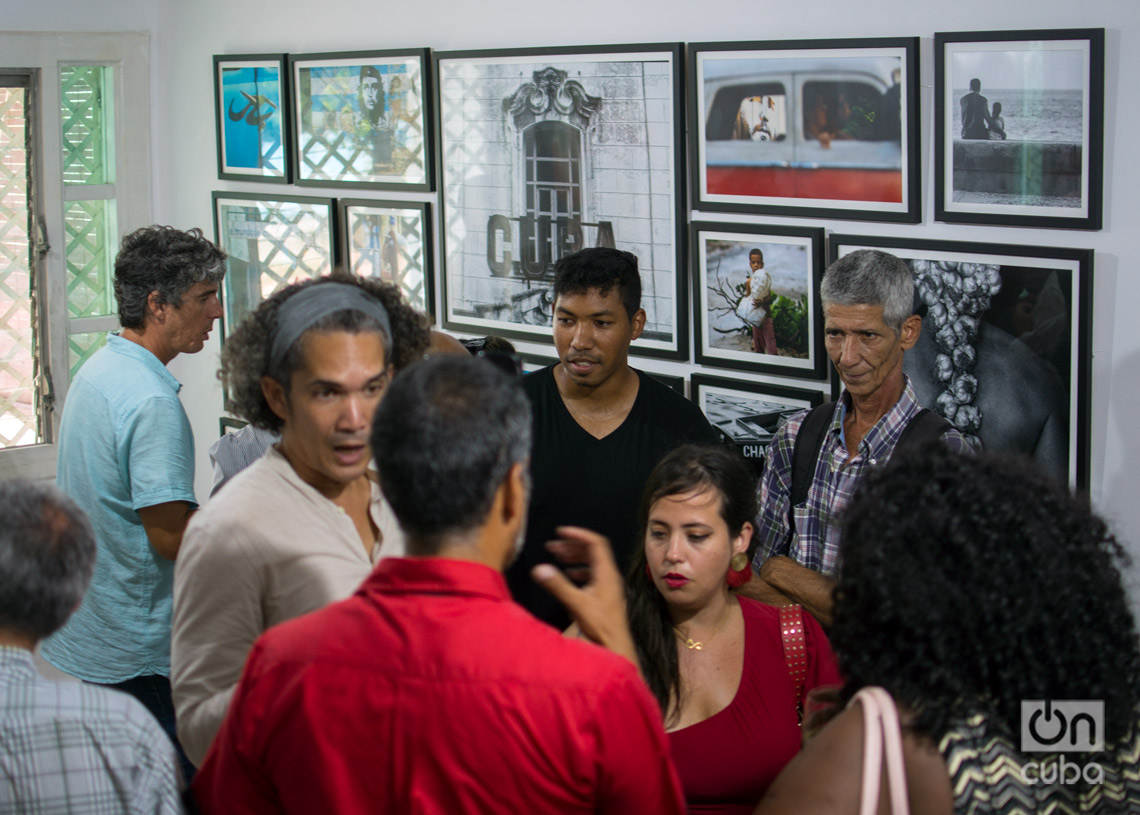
[0, 480, 182, 814]
[740, 250, 971, 626]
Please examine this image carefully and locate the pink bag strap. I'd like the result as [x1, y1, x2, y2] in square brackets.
[853, 686, 910, 815]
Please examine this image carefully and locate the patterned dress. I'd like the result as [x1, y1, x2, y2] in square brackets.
[939, 712, 1140, 814]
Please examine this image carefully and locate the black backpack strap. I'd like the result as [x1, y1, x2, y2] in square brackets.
[781, 401, 838, 554]
[781, 403, 949, 554]
[892, 408, 953, 456]
[790, 401, 837, 509]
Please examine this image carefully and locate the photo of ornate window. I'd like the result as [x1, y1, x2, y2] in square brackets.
[436, 45, 687, 359]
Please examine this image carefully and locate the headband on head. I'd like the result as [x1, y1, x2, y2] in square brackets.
[268, 282, 392, 374]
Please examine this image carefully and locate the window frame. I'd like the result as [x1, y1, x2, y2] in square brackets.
[0, 32, 151, 481]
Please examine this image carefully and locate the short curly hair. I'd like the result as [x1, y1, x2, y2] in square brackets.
[220, 274, 430, 431]
[832, 444, 1140, 751]
[114, 225, 227, 329]
[553, 247, 641, 320]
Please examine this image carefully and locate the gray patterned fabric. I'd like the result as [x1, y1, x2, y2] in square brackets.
[0, 647, 183, 814]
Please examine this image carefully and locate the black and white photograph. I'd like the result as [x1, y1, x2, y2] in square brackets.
[692, 223, 826, 379]
[291, 49, 432, 190]
[340, 199, 432, 315]
[435, 44, 687, 359]
[212, 192, 337, 335]
[690, 374, 824, 475]
[830, 235, 1092, 487]
[935, 29, 1104, 229]
[688, 38, 920, 222]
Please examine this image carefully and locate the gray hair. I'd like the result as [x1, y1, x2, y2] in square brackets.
[114, 225, 227, 329]
[371, 355, 531, 554]
[0, 481, 96, 641]
[820, 249, 914, 335]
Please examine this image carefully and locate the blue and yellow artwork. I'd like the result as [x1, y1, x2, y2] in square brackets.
[218, 59, 286, 178]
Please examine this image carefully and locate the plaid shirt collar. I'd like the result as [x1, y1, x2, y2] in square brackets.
[832, 375, 923, 464]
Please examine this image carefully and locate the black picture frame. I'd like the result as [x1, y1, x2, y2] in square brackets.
[212, 191, 338, 337]
[434, 43, 688, 359]
[690, 373, 825, 475]
[218, 416, 248, 436]
[934, 28, 1105, 230]
[688, 37, 920, 223]
[830, 233, 1093, 488]
[290, 48, 433, 191]
[339, 199, 433, 316]
[691, 221, 826, 379]
[518, 351, 558, 375]
[214, 53, 291, 183]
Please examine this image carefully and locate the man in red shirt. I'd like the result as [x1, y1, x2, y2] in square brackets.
[193, 355, 684, 814]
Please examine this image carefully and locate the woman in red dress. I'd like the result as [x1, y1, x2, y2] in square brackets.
[627, 444, 841, 815]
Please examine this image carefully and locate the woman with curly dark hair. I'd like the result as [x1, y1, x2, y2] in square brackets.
[756, 444, 1140, 815]
[171, 274, 430, 765]
[627, 444, 840, 814]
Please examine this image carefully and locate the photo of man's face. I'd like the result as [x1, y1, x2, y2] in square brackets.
[361, 75, 381, 112]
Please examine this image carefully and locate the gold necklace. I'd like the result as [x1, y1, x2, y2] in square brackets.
[673, 605, 731, 651]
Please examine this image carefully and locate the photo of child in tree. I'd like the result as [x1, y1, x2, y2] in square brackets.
[706, 240, 810, 358]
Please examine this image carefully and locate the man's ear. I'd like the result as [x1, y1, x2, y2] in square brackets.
[147, 291, 167, 325]
[899, 313, 922, 351]
[261, 375, 289, 422]
[503, 462, 527, 525]
[630, 308, 647, 341]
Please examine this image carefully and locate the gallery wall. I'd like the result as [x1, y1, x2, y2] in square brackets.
[9, 1, 1140, 606]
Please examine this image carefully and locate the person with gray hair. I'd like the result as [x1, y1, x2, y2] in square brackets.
[193, 355, 685, 814]
[42, 224, 226, 781]
[740, 249, 970, 626]
[171, 274, 429, 766]
[0, 480, 183, 812]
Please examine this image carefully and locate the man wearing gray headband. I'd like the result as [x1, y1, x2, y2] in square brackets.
[170, 276, 429, 766]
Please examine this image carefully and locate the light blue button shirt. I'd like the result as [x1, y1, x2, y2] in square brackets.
[42, 333, 197, 682]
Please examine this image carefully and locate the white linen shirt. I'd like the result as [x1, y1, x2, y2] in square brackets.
[171, 445, 404, 765]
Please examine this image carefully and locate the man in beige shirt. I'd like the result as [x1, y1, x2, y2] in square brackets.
[171, 276, 430, 766]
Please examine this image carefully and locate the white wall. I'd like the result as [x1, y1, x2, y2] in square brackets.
[10, 1, 1140, 600]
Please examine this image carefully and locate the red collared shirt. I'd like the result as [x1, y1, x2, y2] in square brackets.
[194, 557, 684, 814]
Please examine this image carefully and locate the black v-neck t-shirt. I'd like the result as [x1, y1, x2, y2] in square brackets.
[506, 365, 719, 628]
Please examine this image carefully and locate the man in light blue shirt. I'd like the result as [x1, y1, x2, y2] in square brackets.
[42, 225, 226, 780]
[0, 480, 183, 813]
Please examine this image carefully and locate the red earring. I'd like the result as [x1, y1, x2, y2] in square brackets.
[726, 552, 752, 589]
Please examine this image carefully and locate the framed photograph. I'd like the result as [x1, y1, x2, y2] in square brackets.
[519, 351, 558, 374]
[691, 373, 824, 476]
[692, 222, 826, 379]
[688, 38, 920, 222]
[212, 192, 337, 334]
[291, 49, 432, 190]
[219, 416, 248, 436]
[340, 199, 432, 315]
[934, 29, 1104, 229]
[435, 43, 688, 359]
[830, 234, 1092, 488]
[214, 54, 290, 183]
[647, 371, 685, 394]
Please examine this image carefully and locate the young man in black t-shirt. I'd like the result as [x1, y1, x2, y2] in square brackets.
[507, 248, 718, 629]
